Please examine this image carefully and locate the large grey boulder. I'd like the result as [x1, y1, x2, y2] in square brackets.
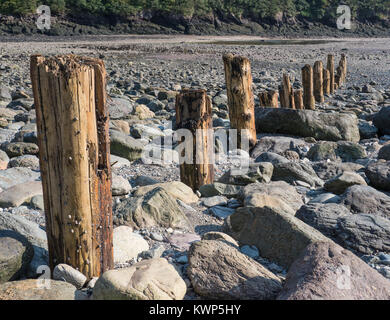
[93, 258, 186, 300]
[224, 205, 331, 268]
[238, 181, 304, 212]
[255, 108, 360, 142]
[312, 161, 365, 180]
[277, 242, 390, 300]
[337, 214, 390, 254]
[296, 203, 390, 254]
[378, 144, 390, 160]
[307, 141, 366, 162]
[373, 106, 390, 136]
[251, 135, 307, 157]
[324, 171, 367, 195]
[187, 240, 282, 299]
[272, 161, 324, 187]
[0, 212, 48, 277]
[0, 231, 33, 283]
[114, 187, 189, 230]
[365, 160, 390, 191]
[341, 185, 390, 218]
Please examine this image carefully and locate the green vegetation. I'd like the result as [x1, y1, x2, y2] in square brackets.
[0, 0, 389, 23]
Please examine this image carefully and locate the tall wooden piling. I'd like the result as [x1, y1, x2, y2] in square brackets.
[313, 61, 324, 103]
[341, 53, 347, 83]
[281, 74, 295, 109]
[175, 89, 214, 191]
[327, 54, 335, 94]
[323, 68, 331, 95]
[30, 55, 114, 280]
[302, 64, 315, 110]
[336, 54, 347, 87]
[223, 53, 257, 148]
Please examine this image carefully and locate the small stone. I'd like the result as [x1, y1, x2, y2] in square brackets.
[208, 206, 235, 219]
[202, 196, 228, 208]
[151, 232, 164, 242]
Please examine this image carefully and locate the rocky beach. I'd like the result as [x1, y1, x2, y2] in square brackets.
[0, 34, 390, 300]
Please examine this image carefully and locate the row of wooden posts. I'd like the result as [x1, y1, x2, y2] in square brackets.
[29, 51, 347, 281]
[258, 53, 347, 109]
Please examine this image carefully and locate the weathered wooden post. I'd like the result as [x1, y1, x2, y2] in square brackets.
[279, 85, 287, 108]
[327, 54, 335, 94]
[268, 90, 279, 108]
[258, 90, 278, 108]
[281, 74, 295, 109]
[302, 64, 315, 110]
[258, 91, 268, 107]
[323, 68, 331, 95]
[336, 54, 347, 87]
[294, 89, 304, 110]
[335, 65, 342, 88]
[341, 53, 347, 83]
[313, 61, 324, 103]
[223, 53, 257, 148]
[30, 55, 113, 280]
[175, 89, 214, 191]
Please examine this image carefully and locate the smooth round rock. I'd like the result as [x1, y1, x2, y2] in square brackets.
[0, 232, 33, 284]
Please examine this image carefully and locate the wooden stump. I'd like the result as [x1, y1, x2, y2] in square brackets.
[258, 90, 278, 108]
[294, 89, 304, 110]
[323, 68, 331, 95]
[281, 74, 295, 109]
[336, 54, 347, 87]
[335, 65, 343, 88]
[223, 54, 257, 148]
[313, 61, 324, 103]
[302, 64, 315, 110]
[279, 85, 287, 108]
[175, 89, 214, 191]
[30, 55, 113, 280]
[258, 91, 268, 107]
[268, 90, 279, 108]
[327, 54, 335, 94]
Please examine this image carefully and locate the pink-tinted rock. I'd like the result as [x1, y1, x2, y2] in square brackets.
[277, 241, 390, 300]
[168, 233, 201, 251]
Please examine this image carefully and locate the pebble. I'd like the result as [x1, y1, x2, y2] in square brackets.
[151, 232, 164, 242]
